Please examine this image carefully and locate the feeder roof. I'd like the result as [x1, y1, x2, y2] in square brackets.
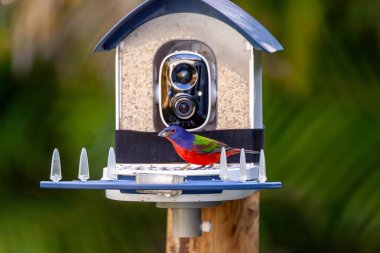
[94, 0, 283, 53]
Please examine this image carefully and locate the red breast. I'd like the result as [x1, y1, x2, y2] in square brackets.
[168, 139, 240, 166]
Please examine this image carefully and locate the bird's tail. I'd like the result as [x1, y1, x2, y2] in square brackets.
[228, 148, 260, 156]
[243, 149, 260, 154]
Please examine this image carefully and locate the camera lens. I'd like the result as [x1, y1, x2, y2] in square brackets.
[173, 96, 196, 119]
[171, 63, 198, 90]
[178, 102, 190, 113]
[177, 69, 192, 84]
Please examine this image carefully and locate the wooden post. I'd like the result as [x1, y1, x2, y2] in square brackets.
[166, 192, 260, 253]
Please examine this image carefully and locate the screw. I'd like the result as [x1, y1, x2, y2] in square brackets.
[200, 221, 212, 233]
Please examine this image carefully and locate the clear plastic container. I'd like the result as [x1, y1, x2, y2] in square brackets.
[116, 13, 261, 132]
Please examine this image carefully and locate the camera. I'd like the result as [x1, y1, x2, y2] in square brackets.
[159, 51, 210, 128]
[153, 41, 217, 131]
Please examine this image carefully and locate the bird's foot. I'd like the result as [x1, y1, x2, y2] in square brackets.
[191, 165, 205, 170]
[190, 164, 214, 170]
[205, 164, 215, 169]
[179, 163, 192, 170]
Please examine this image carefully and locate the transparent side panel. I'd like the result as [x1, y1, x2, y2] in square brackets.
[118, 13, 254, 132]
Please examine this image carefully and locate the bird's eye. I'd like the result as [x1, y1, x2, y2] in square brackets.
[170, 129, 176, 133]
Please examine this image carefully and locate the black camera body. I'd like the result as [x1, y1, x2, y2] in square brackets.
[153, 40, 217, 131]
[159, 52, 210, 129]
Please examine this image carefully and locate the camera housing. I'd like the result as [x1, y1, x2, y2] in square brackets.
[153, 40, 217, 131]
[160, 51, 210, 129]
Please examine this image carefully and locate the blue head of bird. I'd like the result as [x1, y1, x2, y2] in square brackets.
[158, 125, 192, 142]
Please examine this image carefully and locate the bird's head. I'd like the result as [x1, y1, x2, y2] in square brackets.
[158, 125, 189, 141]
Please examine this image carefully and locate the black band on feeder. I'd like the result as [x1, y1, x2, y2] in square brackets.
[115, 129, 264, 164]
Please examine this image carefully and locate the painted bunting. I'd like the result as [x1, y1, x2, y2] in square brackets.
[158, 125, 258, 168]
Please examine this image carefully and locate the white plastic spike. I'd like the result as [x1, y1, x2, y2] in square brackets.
[78, 148, 90, 181]
[239, 149, 247, 182]
[107, 147, 117, 180]
[50, 148, 62, 182]
[258, 149, 267, 183]
[219, 147, 228, 181]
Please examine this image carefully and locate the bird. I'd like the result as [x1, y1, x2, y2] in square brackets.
[158, 125, 259, 169]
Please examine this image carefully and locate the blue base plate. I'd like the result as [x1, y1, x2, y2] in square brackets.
[40, 180, 282, 191]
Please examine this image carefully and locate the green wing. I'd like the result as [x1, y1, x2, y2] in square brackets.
[192, 134, 229, 154]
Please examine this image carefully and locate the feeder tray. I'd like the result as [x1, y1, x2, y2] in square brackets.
[40, 148, 281, 202]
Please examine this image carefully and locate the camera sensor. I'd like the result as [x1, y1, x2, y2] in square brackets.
[171, 63, 198, 90]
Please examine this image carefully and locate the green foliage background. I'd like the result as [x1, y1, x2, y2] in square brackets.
[0, 0, 379, 252]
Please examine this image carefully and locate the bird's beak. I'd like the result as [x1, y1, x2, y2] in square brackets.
[158, 130, 167, 137]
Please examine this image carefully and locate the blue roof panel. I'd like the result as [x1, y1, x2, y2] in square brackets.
[94, 0, 283, 53]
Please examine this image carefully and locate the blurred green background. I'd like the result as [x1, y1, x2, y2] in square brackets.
[0, 0, 379, 252]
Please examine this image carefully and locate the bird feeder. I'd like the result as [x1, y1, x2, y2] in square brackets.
[40, 0, 283, 239]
